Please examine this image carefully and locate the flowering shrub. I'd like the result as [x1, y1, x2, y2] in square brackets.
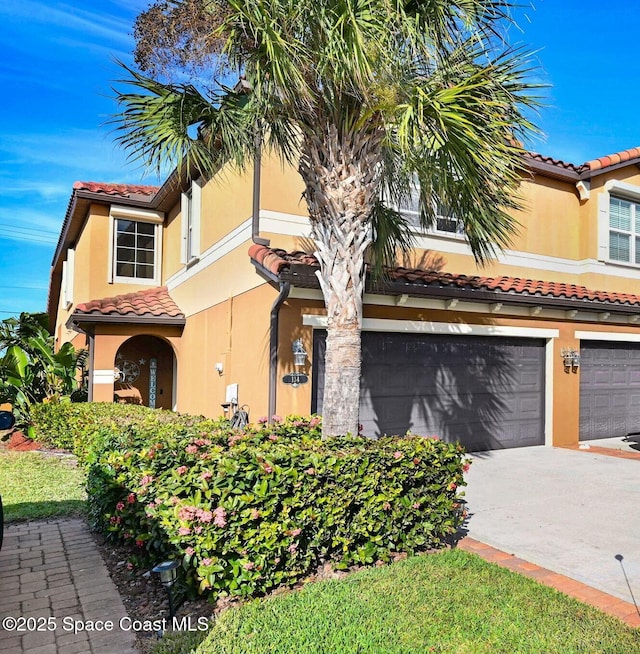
[78, 413, 468, 598]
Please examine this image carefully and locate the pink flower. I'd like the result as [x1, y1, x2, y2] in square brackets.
[305, 468, 316, 475]
[201, 558, 213, 567]
[178, 506, 196, 521]
[412, 502, 421, 509]
[185, 445, 198, 454]
[127, 493, 136, 504]
[268, 434, 279, 441]
[126, 562, 134, 571]
[196, 509, 213, 523]
[257, 416, 268, 424]
[213, 507, 227, 528]
[447, 481, 457, 491]
[271, 415, 282, 423]
[250, 509, 261, 520]
[289, 528, 301, 537]
[431, 435, 440, 441]
[178, 527, 191, 536]
[393, 451, 403, 459]
[176, 466, 188, 475]
[382, 502, 391, 511]
[413, 458, 421, 465]
[243, 561, 255, 571]
[141, 475, 154, 486]
[185, 547, 195, 556]
[263, 464, 273, 474]
[135, 539, 144, 548]
[193, 526, 203, 534]
[309, 417, 321, 427]
[288, 544, 298, 554]
[201, 471, 212, 480]
[116, 502, 125, 511]
[463, 462, 471, 473]
[123, 533, 131, 539]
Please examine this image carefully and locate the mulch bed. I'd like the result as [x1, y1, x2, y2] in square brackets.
[4, 431, 43, 451]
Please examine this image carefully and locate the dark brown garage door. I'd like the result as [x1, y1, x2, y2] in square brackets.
[579, 342, 640, 440]
[312, 331, 545, 451]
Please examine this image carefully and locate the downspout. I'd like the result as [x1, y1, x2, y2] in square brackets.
[87, 328, 95, 402]
[252, 132, 270, 246]
[268, 281, 291, 420]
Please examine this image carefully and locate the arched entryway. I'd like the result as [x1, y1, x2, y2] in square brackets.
[114, 335, 175, 409]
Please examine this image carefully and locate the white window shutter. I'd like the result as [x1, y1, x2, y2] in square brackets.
[180, 192, 189, 264]
[597, 192, 609, 261]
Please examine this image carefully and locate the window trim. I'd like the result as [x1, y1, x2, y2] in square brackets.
[108, 205, 164, 285]
[599, 181, 640, 269]
[394, 179, 465, 239]
[181, 178, 203, 265]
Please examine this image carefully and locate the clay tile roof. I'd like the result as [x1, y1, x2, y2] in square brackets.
[249, 245, 640, 309]
[73, 181, 159, 198]
[526, 152, 582, 173]
[584, 147, 640, 173]
[75, 286, 184, 319]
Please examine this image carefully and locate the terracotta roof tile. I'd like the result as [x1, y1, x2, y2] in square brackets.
[584, 147, 640, 173]
[249, 245, 640, 309]
[526, 152, 582, 173]
[75, 286, 184, 318]
[73, 181, 159, 198]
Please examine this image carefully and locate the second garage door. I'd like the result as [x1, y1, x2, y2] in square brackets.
[312, 331, 545, 451]
[579, 341, 640, 440]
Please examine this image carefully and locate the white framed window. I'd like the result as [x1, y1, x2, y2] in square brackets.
[608, 196, 640, 264]
[114, 219, 158, 281]
[397, 183, 464, 236]
[109, 205, 164, 285]
[181, 178, 202, 265]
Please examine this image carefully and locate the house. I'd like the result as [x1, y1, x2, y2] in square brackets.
[48, 147, 640, 450]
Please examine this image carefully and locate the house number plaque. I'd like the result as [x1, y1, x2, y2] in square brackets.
[149, 358, 158, 408]
[282, 372, 309, 387]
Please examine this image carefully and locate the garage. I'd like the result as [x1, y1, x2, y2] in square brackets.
[579, 341, 640, 440]
[312, 331, 546, 451]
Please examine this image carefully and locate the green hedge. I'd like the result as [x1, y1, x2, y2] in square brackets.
[32, 403, 469, 599]
[30, 401, 223, 462]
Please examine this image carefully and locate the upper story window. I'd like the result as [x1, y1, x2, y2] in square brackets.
[110, 205, 164, 285]
[398, 184, 463, 236]
[608, 197, 640, 264]
[181, 178, 202, 265]
[115, 219, 157, 280]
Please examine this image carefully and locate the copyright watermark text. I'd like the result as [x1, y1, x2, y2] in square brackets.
[2, 615, 209, 633]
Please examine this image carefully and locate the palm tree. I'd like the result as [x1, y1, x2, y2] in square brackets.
[114, 0, 540, 437]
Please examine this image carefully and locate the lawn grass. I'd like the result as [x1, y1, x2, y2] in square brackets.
[0, 450, 86, 522]
[185, 549, 639, 654]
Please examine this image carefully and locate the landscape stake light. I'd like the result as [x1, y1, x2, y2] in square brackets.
[152, 559, 180, 621]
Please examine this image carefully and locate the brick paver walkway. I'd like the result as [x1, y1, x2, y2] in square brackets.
[459, 537, 640, 628]
[0, 518, 137, 653]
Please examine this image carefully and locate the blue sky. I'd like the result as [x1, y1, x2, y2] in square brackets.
[1, 0, 639, 317]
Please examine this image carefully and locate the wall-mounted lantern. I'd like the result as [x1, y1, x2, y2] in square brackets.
[561, 347, 580, 373]
[292, 339, 308, 367]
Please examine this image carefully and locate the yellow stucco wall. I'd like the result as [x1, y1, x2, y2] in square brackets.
[51, 154, 640, 450]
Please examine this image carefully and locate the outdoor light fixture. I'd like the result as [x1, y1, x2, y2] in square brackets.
[292, 339, 308, 367]
[561, 347, 581, 373]
[152, 559, 180, 621]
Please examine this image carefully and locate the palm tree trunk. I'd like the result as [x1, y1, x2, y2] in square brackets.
[299, 123, 383, 437]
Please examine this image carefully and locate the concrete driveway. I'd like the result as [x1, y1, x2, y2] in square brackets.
[463, 446, 640, 604]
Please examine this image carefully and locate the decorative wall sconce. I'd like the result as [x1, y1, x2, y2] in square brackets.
[292, 339, 308, 367]
[561, 347, 580, 373]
